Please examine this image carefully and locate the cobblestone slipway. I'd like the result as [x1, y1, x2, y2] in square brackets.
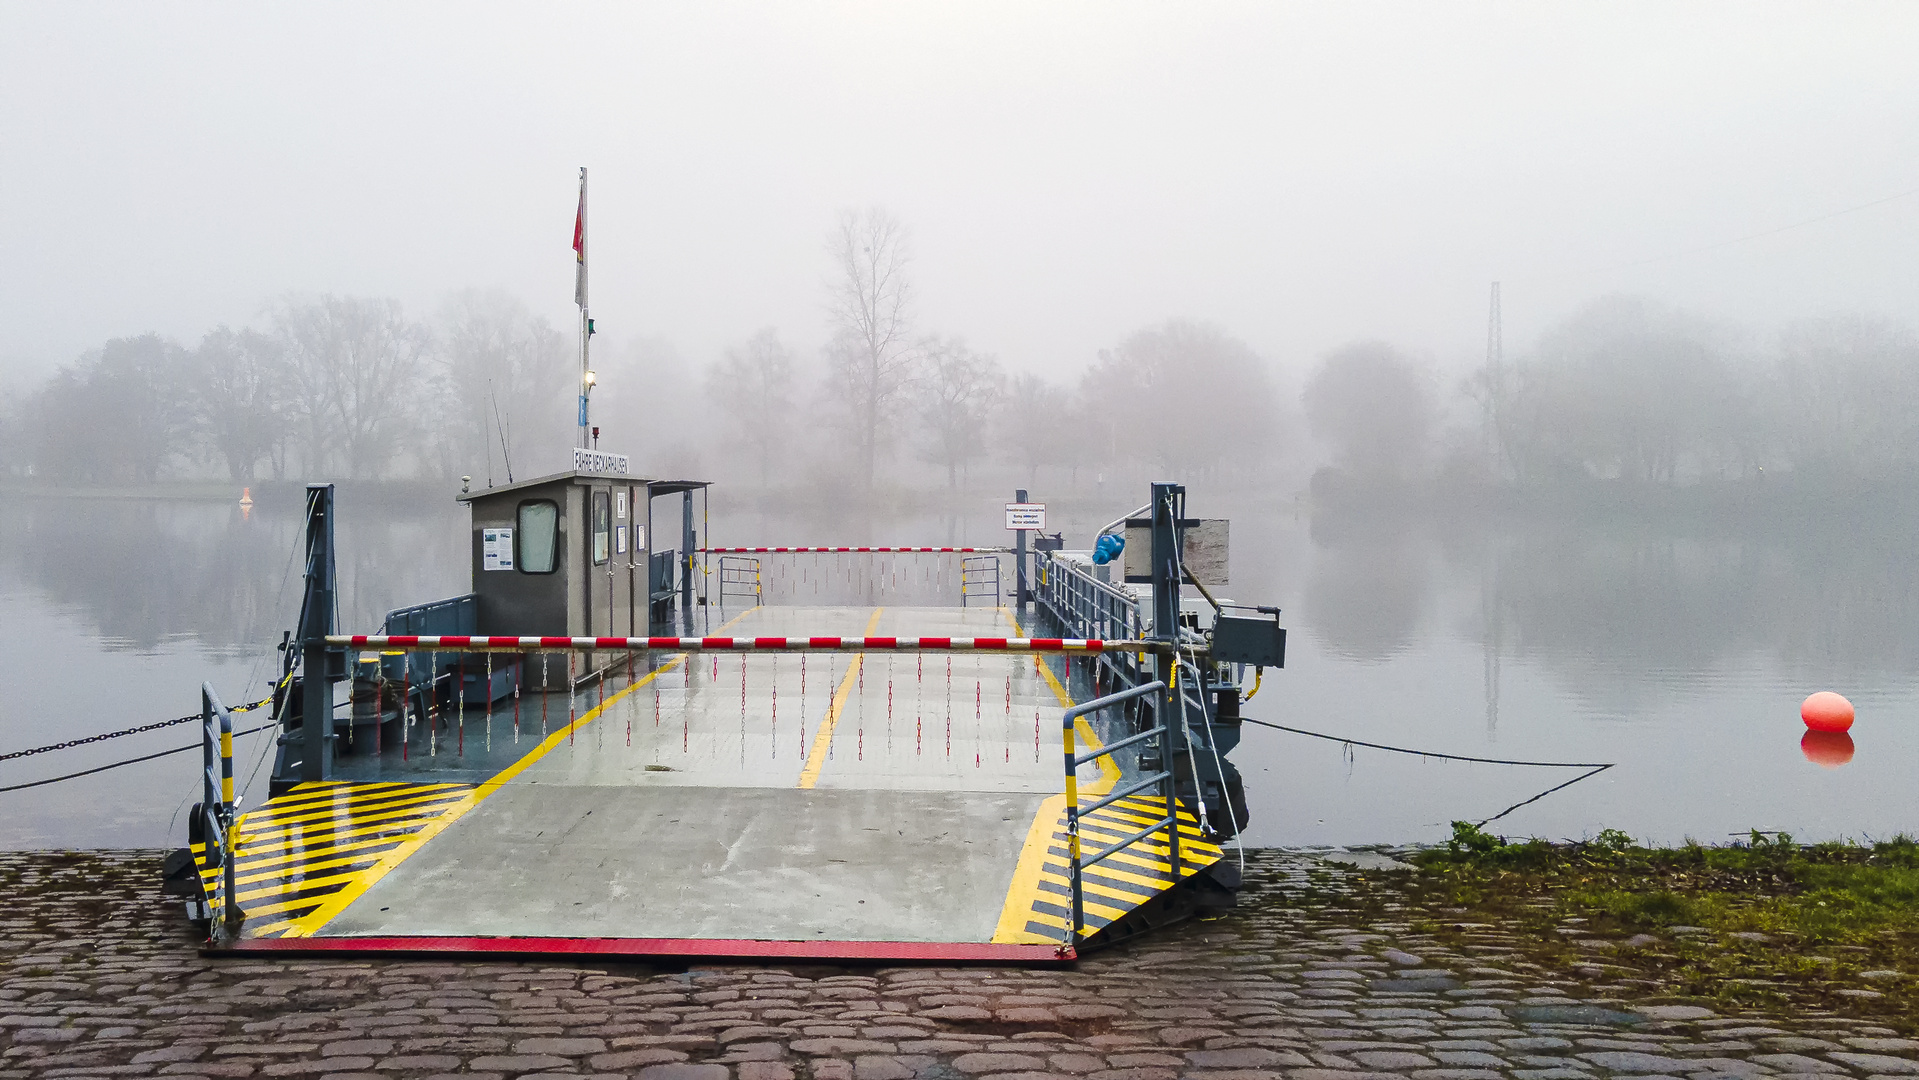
[2, 850, 1913, 1080]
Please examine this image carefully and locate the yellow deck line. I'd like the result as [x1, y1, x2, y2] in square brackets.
[796, 608, 884, 789]
[234, 787, 472, 834]
[242, 781, 456, 821]
[224, 831, 417, 877]
[276, 656, 685, 936]
[272, 606, 769, 938]
[994, 607, 1128, 944]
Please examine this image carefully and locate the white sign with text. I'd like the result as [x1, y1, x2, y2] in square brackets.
[1005, 503, 1046, 531]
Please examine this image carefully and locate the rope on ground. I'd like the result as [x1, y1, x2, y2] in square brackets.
[1238, 716, 1616, 829]
[0, 722, 278, 795]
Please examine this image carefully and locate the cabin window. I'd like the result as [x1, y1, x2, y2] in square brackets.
[517, 500, 559, 574]
[592, 491, 611, 565]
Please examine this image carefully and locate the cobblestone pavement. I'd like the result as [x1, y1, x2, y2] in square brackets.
[3, 850, 1915, 1080]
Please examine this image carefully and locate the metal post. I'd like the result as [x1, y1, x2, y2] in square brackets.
[204, 683, 241, 938]
[1014, 488, 1029, 607]
[299, 484, 336, 783]
[681, 490, 696, 635]
[1149, 481, 1184, 849]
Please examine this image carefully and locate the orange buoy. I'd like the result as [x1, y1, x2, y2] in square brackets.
[1801, 729, 1855, 768]
[1802, 691, 1855, 732]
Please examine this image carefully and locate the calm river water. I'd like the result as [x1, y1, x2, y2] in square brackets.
[1, 486, 1913, 849]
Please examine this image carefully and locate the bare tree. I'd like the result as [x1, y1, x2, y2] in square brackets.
[996, 373, 1077, 485]
[275, 295, 428, 478]
[1080, 319, 1281, 482]
[30, 334, 194, 483]
[707, 328, 797, 484]
[434, 289, 569, 483]
[823, 206, 916, 490]
[915, 336, 1004, 489]
[194, 326, 285, 482]
[1302, 341, 1435, 483]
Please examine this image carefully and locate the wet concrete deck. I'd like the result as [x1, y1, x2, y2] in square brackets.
[211, 606, 1218, 951]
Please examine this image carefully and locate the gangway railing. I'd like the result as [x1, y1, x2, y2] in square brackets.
[1061, 680, 1171, 945]
[1034, 551, 1150, 687]
[717, 555, 763, 611]
[200, 683, 241, 941]
[960, 555, 1001, 607]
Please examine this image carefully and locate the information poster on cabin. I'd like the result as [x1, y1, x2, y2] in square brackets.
[483, 527, 514, 571]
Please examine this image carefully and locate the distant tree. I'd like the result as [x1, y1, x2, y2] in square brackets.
[1079, 319, 1281, 482]
[32, 334, 194, 483]
[706, 328, 797, 484]
[1522, 296, 1732, 484]
[996, 373, 1077, 485]
[1302, 341, 1435, 483]
[914, 336, 1004, 489]
[1774, 315, 1919, 480]
[823, 206, 916, 491]
[433, 289, 569, 483]
[275, 295, 429, 478]
[194, 326, 285, 482]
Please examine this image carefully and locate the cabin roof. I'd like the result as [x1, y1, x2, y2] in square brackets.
[457, 470, 711, 503]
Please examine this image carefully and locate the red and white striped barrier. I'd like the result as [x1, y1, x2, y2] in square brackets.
[697, 546, 1011, 554]
[329, 635, 1156, 654]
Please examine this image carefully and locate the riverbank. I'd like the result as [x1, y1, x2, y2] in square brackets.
[1343, 826, 1919, 1024]
[2, 848, 1915, 1079]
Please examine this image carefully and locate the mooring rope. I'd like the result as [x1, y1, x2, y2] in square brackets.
[1238, 716, 1617, 828]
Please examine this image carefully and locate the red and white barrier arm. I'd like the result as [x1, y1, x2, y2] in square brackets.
[328, 635, 1161, 654]
[697, 546, 1013, 554]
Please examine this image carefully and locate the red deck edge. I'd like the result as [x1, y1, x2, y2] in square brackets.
[214, 935, 1076, 965]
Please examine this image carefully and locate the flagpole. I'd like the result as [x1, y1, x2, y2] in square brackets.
[571, 165, 587, 452]
[575, 166, 590, 450]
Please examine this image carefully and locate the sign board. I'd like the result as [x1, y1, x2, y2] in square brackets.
[482, 527, 514, 571]
[1005, 503, 1046, 531]
[615, 524, 627, 555]
[1122, 518, 1228, 587]
[573, 447, 630, 475]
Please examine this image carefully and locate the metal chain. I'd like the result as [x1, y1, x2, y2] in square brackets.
[0, 697, 274, 764]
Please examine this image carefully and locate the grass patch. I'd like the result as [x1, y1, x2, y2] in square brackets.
[1395, 822, 1919, 1022]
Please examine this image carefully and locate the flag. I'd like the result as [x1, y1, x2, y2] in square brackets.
[572, 170, 587, 309]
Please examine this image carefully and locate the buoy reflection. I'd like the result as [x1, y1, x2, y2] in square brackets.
[1801, 729, 1854, 768]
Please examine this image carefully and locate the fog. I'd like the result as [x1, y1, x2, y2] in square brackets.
[5, 3, 1919, 486]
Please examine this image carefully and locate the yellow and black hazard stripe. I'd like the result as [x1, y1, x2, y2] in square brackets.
[996, 793, 1222, 944]
[193, 780, 473, 937]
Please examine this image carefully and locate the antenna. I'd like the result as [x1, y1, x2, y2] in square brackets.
[483, 380, 496, 488]
[491, 382, 515, 484]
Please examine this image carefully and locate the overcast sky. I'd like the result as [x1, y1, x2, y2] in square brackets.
[4, 2, 1917, 383]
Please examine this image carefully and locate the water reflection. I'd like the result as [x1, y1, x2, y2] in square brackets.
[0, 489, 468, 654]
[4, 488, 1919, 848]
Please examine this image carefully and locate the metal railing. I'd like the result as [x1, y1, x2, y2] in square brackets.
[960, 554, 1001, 607]
[717, 556, 763, 610]
[1061, 680, 1171, 945]
[201, 683, 241, 940]
[1035, 551, 1150, 688]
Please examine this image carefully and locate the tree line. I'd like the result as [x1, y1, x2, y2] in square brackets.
[1305, 295, 1919, 499]
[0, 290, 571, 486]
[5, 205, 1910, 499]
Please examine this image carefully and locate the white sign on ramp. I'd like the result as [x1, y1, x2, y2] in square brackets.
[1005, 503, 1046, 531]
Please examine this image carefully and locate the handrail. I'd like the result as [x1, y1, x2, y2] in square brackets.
[201, 683, 240, 941]
[1073, 724, 1162, 767]
[1061, 680, 1169, 945]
